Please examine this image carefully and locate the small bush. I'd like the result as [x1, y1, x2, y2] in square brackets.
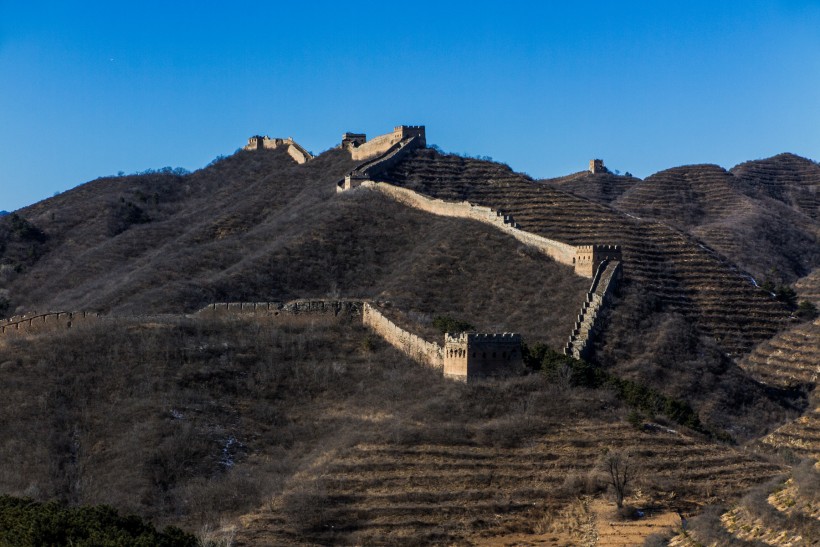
[0, 495, 197, 546]
[432, 315, 475, 334]
[796, 300, 818, 320]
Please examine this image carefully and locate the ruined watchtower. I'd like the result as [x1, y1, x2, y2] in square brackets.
[342, 132, 367, 149]
[589, 159, 606, 174]
[443, 333, 523, 382]
[574, 244, 622, 277]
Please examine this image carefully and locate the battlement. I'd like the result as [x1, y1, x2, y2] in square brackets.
[443, 330, 523, 382]
[394, 125, 426, 144]
[445, 332, 521, 343]
[244, 135, 311, 164]
[245, 135, 294, 151]
[574, 244, 622, 277]
[342, 132, 367, 149]
[346, 124, 427, 161]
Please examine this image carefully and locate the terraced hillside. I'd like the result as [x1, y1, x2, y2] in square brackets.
[796, 266, 820, 306]
[605, 156, 820, 284]
[763, 407, 820, 462]
[740, 318, 820, 388]
[731, 153, 820, 222]
[540, 170, 639, 204]
[670, 460, 819, 546]
[0, 148, 589, 348]
[233, 421, 783, 546]
[378, 149, 792, 358]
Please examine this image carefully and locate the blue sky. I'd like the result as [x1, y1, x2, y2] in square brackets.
[1, 1, 819, 211]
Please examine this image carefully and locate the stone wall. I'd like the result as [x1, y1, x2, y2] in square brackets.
[0, 311, 100, 338]
[353, 181, 580, 270]
[574, 244, 622, 278]
[287, 142, 312, 164]
[348, 126, 427, 161]
[243, 135, 312, 164]
[199, 299, 363, 317]
[564, 259, 622, 360]
[444, 332, 523, 381]
[362, 303, 443, 369]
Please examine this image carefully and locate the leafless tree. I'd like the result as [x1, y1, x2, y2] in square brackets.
[599, 448, 634, 508]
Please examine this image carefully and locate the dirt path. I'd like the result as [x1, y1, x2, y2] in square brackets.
[590, 499, 679, 546]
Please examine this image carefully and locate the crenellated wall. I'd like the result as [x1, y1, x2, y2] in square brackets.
[0, 311, 100, 338]
[564, 259, 622, 360]
[444, 332, 523, 381]
[362, 303, 443, 369]
[243, 135, 313, 164]
[346, 125, 427, 161]
[199, 299, 363, 317]
[351, 181, 580, 269]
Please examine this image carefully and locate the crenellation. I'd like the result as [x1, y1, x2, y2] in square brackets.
[243, 134, 312, 164]
[444, 331, 523, 382]
[345, 125, 426, 161]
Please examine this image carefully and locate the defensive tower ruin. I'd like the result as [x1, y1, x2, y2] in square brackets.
[574, 244, 622, 277]
[589, 159, 606, 174]
[443, 332, 523, 381]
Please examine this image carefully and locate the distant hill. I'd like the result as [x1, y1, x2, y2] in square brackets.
[0, 211, 8, 217]
[542, 154, 820, 285]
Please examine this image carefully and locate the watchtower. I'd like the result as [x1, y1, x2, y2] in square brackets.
[245, 136, 265, 151]
[342, 132, 367, 149]
[574, 244, 622, 277]
[443, 332, 523, 382]
[589, 159, 606, 174]
[394, 125, 426, 146]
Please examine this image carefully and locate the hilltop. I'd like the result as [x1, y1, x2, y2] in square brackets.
[0, 127, 818, 544]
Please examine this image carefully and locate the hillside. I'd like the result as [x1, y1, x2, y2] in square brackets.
[0, 313, 786, 546]
[541, 170, 640, 204]
[550, 155, 820, 285]
[0, 148, 587, 348]
[377, 148, 800, 439]
[1, 136, 818, 544]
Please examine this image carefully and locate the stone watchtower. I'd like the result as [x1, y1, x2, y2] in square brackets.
[394, 125, 426, 146]
[574, 244, 622, 277]
[443, 333, 523, 382]
[342, 132, 367, 149]
[246, 135, 265, 151]
[589, 159, 606, 174]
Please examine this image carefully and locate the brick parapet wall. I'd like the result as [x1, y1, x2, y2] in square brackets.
[198, 299, 363, 316]
[353, 181, 580, 270]
[564, 260, 622, 360]
[362, 302, 444, 369]
[0, 311, 100, 338]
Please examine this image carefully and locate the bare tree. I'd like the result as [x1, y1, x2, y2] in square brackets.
[599, 448, 634, 508]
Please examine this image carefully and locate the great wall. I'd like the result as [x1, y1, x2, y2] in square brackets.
[0, 311, 99, 337]
[0, 124, 622, 382]
[244, 136, 313, 164]
[330, 124, 623, 362]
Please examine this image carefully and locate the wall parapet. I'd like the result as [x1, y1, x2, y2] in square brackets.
[345, 125, 426, 161]
[564, 259, 622, 360]
[198, 299, 363, 317]
[0, 311, 100, 337]
[243, 135, 313, 164]
[362, 302, 443, 369]
[344, 180, 581, 271]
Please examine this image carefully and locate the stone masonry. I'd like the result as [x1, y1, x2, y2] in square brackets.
[244, 135, 313, 164]
[345, 125, 427, 161]
[589, 159, 606, 174]
[443, 333, 523, 382]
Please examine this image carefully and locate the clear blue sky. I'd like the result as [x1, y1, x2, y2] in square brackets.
[2, 1, 819, 211]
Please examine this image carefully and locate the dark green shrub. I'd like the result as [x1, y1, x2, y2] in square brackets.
[432, 315, 475, 334]
[0, 495, 197, 546]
